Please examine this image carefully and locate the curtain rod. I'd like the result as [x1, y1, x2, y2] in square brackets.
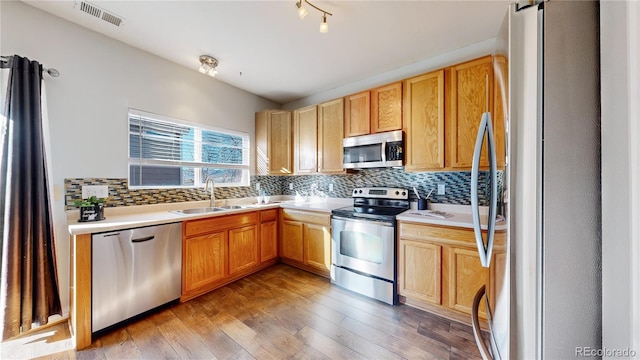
[1, 55, 60, 77]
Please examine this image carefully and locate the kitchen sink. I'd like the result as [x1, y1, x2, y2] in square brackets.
[219, 205, 247, 210]
[171, 207, 226, 215]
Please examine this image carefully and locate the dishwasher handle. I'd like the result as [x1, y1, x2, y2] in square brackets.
[131, 235, 155, 243]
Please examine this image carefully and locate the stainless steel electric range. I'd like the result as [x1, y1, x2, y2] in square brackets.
[330, 187, 409, 305]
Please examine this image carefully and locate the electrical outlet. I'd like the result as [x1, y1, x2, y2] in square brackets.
[329, 183, 334, 192]
[289, 183, 293, 190]
[255, 182, 260, 191]
[437, 183, 446, 195]
[82, 185, 108, 199]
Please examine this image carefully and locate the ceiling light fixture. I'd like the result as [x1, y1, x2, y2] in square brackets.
[295, 0, 333, 33]
[199, 55, 218, 77]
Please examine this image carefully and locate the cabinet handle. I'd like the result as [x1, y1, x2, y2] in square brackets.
[472, 285, 493, 360]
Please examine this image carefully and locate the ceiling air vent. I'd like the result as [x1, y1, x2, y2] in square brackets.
[74, 1, 125, 27]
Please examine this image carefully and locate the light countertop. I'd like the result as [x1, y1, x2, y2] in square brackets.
[397, 203, 507, 231]
[67, 196, 351, 236]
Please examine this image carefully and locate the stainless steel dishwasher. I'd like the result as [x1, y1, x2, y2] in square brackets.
[92, 222, 182, 333]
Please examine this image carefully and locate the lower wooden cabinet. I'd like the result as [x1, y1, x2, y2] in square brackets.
[280, 209, 331, 277]
[398, 240, 442, 305]
[181, 210, 277, 301]
[183, 231, 227, 292]
[260, 209, 278, 262]
[398, 221, 505, 323]
[228, 225, 258, 276]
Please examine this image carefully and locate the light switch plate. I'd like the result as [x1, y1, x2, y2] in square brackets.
[329, 183, 334, 192]
[289, 183, 293, 190]
[82, 185, 108, 199]
[255, 182, 260, 191]
[437, 183, 446, 195]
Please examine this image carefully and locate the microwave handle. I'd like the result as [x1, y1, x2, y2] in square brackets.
[381, 141, 386, 163]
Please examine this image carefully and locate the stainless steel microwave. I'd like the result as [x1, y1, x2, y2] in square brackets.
[342, 130, 404, 169]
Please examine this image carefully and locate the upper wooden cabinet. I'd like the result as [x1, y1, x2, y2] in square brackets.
[403, 55, 504, 172]
[317, 98, 344, 173]
[255, 109, 292, 175]
[446, 56, 494, 169]
[403, 70, 446, 172]
[344, 91, 371, 137]
[293, 105, 318, 174]
[372, 82, 403, 133]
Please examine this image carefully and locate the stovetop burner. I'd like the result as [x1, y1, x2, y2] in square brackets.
[331, 187, 410, 221]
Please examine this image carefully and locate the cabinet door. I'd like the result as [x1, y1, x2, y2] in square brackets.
[448, 247, 489, 319]
[293, 105, 318, 174]
[403, 70, 445, 171]
[371, 82, 403, 133]
[303, 223, 331, 272]
[228, 225, 258, 276]
[318, 98, 344, 173]
[260, 220, 278, 262]
[281, 220, 304, 262]
[447, 56, 493, 168]
[183, 231, 227, 293]
[268, 110, 293, 174]
[398, 239, 442, 305]
[344, 91, 371, 137]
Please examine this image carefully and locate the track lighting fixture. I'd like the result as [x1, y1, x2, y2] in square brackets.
[198, 55, 218, 77]
[295, 0, 333, 33]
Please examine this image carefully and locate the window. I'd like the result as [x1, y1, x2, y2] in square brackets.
[128, 109, 250, 188]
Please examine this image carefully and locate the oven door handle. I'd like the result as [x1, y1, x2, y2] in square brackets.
[332, 215, 395, 227]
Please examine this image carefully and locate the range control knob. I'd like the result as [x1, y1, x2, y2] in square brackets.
[402, 191, 406, 196]
[359, 189, 363, 194]
[395, 191, 400, 195]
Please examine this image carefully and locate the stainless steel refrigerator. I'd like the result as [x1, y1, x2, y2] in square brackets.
[470, 1, 601, 359]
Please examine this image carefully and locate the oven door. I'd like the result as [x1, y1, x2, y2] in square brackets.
[331, 215, 395, 281]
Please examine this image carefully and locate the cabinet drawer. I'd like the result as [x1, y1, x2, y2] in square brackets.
[281, 209, 330, 226]
[399, 222, 506, 249]
[260, 209, 278, 222]
[185, 212, 259, 237]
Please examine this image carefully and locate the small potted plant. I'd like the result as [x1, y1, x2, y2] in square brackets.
[74, 196, 106, 222]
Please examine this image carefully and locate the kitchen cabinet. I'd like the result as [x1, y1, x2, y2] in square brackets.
[183, 231, 227, 292]
[344, 91, 371, 137]
[371, 82, 403, 133]
[182, 211, 274, 301]
[293, 105, 318, 174]
[403, 70, 446, 171]
[280, 209, 331, 277]
[228, 225, 258, 276]
[398, 221, 505, 324]
[398, 239, 442, 305]
[317, 98, 344, 173]
[446, 55, 494, 169]
[255, 109, 292, 175]
[259, 209, 278, 262]
[403, 55, 504, 171]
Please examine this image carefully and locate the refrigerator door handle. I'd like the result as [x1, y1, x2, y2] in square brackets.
[472, 285, 494, 360]
[471, 112, 497, 268]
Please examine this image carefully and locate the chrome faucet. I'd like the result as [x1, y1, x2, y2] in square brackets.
[204, 176, 215, 207]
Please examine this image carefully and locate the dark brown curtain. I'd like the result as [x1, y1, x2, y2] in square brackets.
[0, 55, 61, 340]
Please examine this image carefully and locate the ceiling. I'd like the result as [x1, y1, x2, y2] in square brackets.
[22, 0, 510, 105]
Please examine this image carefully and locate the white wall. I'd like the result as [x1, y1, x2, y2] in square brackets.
[601, 0, 640, 356]
[283, 39, 497, 110]
[0, 1, 278, 316]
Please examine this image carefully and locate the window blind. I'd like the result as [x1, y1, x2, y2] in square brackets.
[128, 110, 250, 188]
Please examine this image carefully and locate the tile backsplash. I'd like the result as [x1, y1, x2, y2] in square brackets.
[65, 169, 502, 210]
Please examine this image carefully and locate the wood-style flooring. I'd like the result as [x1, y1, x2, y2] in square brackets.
[2, 264, 485, 359]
